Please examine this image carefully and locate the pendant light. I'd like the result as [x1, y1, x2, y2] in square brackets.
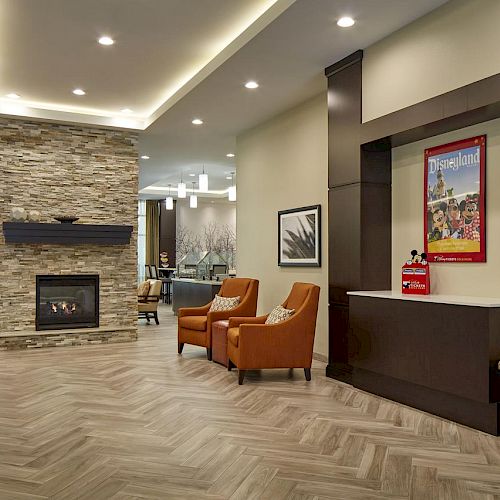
[165, 184, 174, 210]
[190, 182, 198, 208]
[177, 172, 186, 198]
[228, 172, 236, 202]
[199, 165, 208, 192]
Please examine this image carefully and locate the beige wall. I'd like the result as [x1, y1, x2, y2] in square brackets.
[236, 93, 328, 357]
[177, 199, 236, 239]
[363, 0, 500, 123]
[393, 117, 500, 296]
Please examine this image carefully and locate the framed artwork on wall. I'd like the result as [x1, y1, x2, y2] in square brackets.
[278, 205, 321, 267]
[424, 135, 486, 263]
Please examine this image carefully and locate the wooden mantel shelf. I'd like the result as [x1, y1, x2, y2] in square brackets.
[2, 222, 133, 245]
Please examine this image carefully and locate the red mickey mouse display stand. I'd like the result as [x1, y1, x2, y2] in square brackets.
[402, 250, 430, 295]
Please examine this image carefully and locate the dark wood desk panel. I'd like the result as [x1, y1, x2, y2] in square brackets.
[172, 280, 221, 315]
[348, 293, 500, 435]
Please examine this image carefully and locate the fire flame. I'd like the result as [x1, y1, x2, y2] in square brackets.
[49, 302, 78, 315]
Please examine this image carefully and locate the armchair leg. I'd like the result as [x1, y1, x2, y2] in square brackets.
[238, 369, 246, 385]
[228, 358, 234, 371]
[154, 312, 159, 325]
[145, 313, 150, 323]
[304, 368, 311, 381]
[206, 348, 212, 361]
[178, 343, 184, 354]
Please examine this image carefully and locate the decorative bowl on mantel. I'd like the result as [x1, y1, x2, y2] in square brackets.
[54, 216, 79, 224]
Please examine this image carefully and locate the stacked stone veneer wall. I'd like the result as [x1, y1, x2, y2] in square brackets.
[0, 118, 138, 343]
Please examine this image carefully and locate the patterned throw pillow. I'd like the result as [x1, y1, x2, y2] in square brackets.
[137, 280, 150, 300]
[209, 294, 240, 313]
[265, 305, 295, 325]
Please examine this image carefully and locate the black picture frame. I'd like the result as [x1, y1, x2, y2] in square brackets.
[278, 205, 321, 267]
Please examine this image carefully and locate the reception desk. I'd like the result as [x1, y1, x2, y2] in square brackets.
[172, 278, 222, 314]
[348, 291, 500, 434]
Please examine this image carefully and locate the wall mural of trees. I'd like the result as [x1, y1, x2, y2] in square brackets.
[176, 221, 236, 269]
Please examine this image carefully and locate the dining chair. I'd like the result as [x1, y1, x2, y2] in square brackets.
[150, 265, 160, 279]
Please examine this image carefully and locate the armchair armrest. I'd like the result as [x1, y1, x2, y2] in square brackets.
[228, 315, 268, 328]
[178, 302, 211, 318]
[138, 295, 159, 303]
[208, 309, 235, 323]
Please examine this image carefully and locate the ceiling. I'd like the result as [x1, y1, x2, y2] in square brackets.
[0, 0, 289, 128]
[0, 0, 448, 200]
[139, 0, 448, 199]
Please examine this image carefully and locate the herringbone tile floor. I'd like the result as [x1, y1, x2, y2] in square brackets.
[1, 306, 500, 499]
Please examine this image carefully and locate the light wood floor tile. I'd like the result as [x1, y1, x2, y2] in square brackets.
[0, 304, 499, 498]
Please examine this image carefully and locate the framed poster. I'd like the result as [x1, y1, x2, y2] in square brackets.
[424, 135, 486, 262]
[278, 205, 321, 267]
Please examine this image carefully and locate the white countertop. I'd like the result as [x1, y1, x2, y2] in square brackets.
[347, 290, 500, 308]
[172, 278, 222, 286]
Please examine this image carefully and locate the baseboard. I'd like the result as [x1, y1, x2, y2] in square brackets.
[326, 362, 353, 384]
[353, 367, 500, 435]
[313, 352, 328, 363]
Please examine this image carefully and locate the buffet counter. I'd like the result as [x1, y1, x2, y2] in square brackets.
[347, 290, 500, 434]
[171, 278, 222, 315]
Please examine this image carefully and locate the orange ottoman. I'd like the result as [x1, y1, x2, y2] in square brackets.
[212, 320, 230, 367]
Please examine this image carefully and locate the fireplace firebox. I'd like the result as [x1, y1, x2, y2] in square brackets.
[36, 275, 99, 331]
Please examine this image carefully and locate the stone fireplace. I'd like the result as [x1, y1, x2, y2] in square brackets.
[36, 275, 99, 331]
[0, 118, 138, 349]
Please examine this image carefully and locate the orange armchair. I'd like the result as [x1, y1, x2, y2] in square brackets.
[178, 278, 259, 360]
[226, 282, 320, 384]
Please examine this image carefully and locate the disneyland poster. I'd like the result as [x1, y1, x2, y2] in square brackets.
[424, 135, 486, 263]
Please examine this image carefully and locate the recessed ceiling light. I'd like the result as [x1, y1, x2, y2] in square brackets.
[337, 17, 355, 27]
[98, 36, 114, 46]
[189, 173, 196, 177]
[192, 118, 203, 125]
[226, 176, 232, 180]
[140, 155, 150, 160]
[5, 93, 20, 99]
[226, 153, 235, 158]
[244, 81, 259, 89]
[121, 108, 132, 113]
[72, 88, 86, 96]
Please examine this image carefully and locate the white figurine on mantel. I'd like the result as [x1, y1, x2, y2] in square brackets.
[27, 210, 41, 222]
[10, 207, 27, 222]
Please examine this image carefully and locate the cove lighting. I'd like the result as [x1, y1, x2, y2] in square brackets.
[337, 17, 355, 27]
[244, 81, 259, 89]
[6, 93, 20, 99]
[192, 118, 203, 125]
[72, 88, 86, 96]
[98, 36, 115, 46]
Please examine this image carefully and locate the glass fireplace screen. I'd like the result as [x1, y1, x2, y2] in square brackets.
[36, 275, 99, 331]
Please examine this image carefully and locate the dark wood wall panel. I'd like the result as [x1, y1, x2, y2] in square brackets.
[159, 200, 176, 266]
[325, 46, 500, 428]
[327, 61, 362, 187]
[361, 72, 500, 148]
[326, 50, 392, 381]
[328, 185, 361, 303]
